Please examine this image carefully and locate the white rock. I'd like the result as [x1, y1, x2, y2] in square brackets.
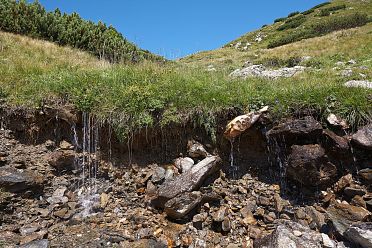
[174, 157, 195, 173]
[322, 233, 336, 248]
[327, 114, 349, 129]
[344, 80, 372, 89]
[230, 64, 306, 79]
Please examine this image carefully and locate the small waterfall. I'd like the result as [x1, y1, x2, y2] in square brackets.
[73, 112, 100, 217]
[266, 134, 288, 190]
[229, 138, 238, 179]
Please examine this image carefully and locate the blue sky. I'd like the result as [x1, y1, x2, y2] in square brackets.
[37, 1, 325, 59]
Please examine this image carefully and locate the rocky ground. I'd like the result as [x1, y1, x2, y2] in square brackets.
[0, 114, 371, 248]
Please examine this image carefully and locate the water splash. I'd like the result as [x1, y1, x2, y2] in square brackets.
[72, 112, 100, 217]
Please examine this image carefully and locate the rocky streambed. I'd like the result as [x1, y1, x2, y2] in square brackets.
[0, 105, 371, 248]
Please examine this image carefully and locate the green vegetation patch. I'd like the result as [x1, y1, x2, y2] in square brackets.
[277, 15, 306, 31]
[319, 4, 346, 17]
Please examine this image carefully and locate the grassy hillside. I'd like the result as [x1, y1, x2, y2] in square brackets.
[180, 0, 372, 71]
[1, 30, 371, 139]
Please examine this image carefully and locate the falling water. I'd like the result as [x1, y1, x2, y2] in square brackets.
[72, 112, 100, 217]
[229, 138, 238, 179]
[266, 134, 288, 190]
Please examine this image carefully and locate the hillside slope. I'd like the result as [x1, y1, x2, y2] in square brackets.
[180, 0, 372, 71]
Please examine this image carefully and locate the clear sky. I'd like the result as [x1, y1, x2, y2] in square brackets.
[36, 0, 326, 59]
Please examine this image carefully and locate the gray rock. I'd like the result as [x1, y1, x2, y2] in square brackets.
[0, 167, 43, 193]
[254, 220, 323, 248]
[187, 140, 209, 158]
[359, 168, 372, 184]
[174, 157, 194, 173]
[340, 69, 353, 77]
[164, 191, 202, 219]
[19, 239, 49, 248]
[321, 233, 336, 248]
[151, 166, 166, 183]
[352, 124, 372, 150]
[153, 156, 221, 207]
[230, 64, 306, 79]
[345, 80, 372, 89]
[344, 223, 372, 248]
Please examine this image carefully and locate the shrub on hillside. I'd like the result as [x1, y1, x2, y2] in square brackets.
[312, 12, 368, 34]
[277, 15, 306, 31]
[319, 4, 346, 17]
[274, 17, 287, 23]
[302, 9, 315, 15]
[288, 11, 300, 18]
[311, 2, 331, 10]
[0, 0, 163, 63]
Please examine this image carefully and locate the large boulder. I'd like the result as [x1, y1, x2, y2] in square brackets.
[267, 116, 323, 146]
[187, 140, 209, 159]
[287, 144, 337, 186]
[322, 129, 350, 157]
[47, 150, 75, 170]
[359, 168, 372, 185]
[254, 220, 323, 248]
[344, 223, 372, 248]
[153, 156, 221, 207]
[327, 203, 371, 238]
[0, 167, 43, 193]
[352, 124, 372, 150]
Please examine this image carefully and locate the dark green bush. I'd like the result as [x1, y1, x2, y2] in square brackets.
[274, 17, 287, 23]
[319, 4, 346, 17]
[268, 12, 368, 49]
[311, 2, 331, 10]
[312, 12, 368, 34]
[302, 9, 315, 15]
[288, 11, 300, 18]
[277, 15, 306, 31]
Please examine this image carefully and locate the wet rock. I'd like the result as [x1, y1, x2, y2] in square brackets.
[187, 140, 209, 159]
[224, 106, 268, 139]
[47, 150, 75, 169]
[287, 144, 337, 186]
[19, 239, 49, 248]
[327, 203, 371, 237]
[322, 130, 349, 156]
[254, 220, 323, 248]
[153, 156, 221, 207]
[359, 168, 372, 184]
[344, 223, 372, 248]
[267, 116, 323, 145]
[174, 157, 194, 173]
[164, 191, 202, 219]
[47, 186, 68, 205]
[352, 124, 372, 150]
[0, 167, 43, 193]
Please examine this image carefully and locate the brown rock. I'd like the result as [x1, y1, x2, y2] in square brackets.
[333, 174, 352, 193]
[47, 150, 75, 169]
[351, 195, 367, 208]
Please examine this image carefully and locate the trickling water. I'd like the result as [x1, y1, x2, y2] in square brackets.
[72, 112, 100, 217]
[229, 138, 238, 179]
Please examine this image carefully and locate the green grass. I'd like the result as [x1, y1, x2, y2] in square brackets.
[0, 31, 371, 140]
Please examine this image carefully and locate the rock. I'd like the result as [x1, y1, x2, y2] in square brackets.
[193, 213, 207, 229]
[47, 150, 75, 169]
[254, 220, 323, 248]
[351, 195, 367, 208]
[326, 114, 349, 129]
[322, 130, 349, 156]
[344, 223, 372, 248]
[267, 116, 323, 145]
[100, 192, 109, 209]
[340, 69, 353, 77]
[230, 64, 306, 79]
[359, 168, 372, 184]
[121, 239, 167, 248]
[287, 144, 337, 186]
[344, 187, 366, 198]
[187, 140, 209, 158]
[0, 231, 21, 246]
[295, 208, 307, 220]
[59, 140, 73, 150]
[333, 174, 352, 193]
[327, 203, 371, 237]
[213, 206, 228, 222]
[305, 206, 326, 230]
[47, 186, 68, 205]
[151, 166, 166, 183]
[164, 191, 202, 219]
[53, 208, 69, 218]
[19, 239, 49, 248]
[153, 156, 221, 207]
[347, 59, 357, 65]
[174, 157, 194, 173]
[345, 80, 372, 89]
[222, 217, 231, 232]
[0, 167, 43, 193]
[321, 233, 336, 248]
[352, 124, 372, 150]
[224, 106, 268, 139]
